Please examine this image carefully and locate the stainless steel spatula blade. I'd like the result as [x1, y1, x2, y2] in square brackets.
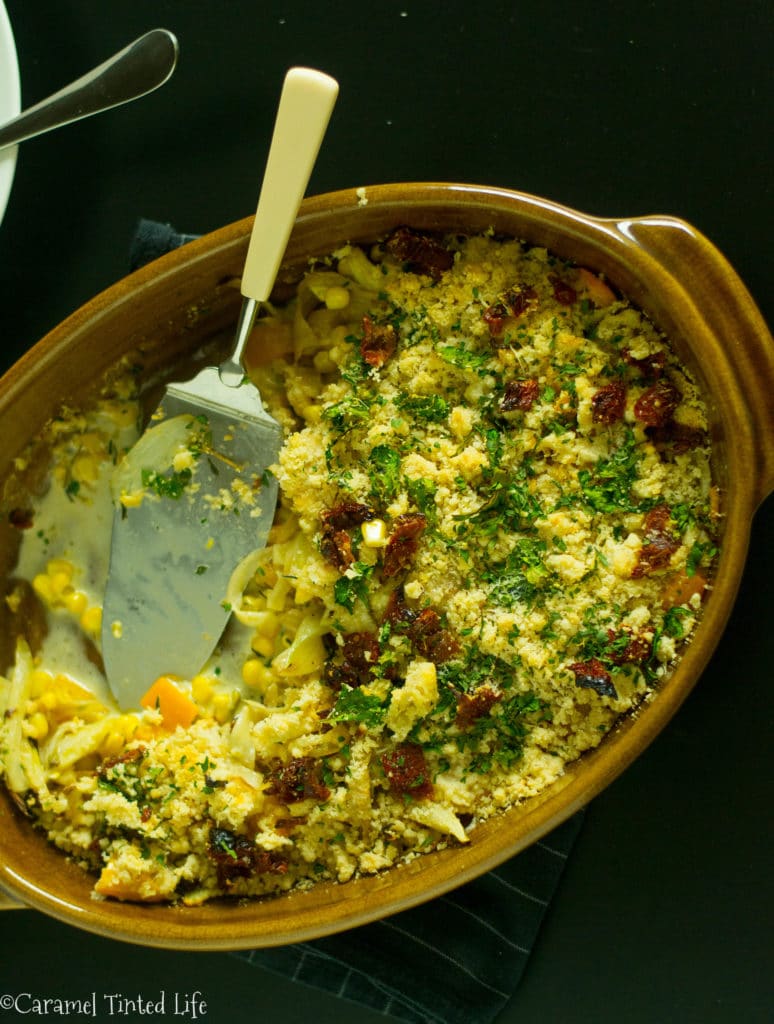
[101, 67, 339, 709]
[101, 373, 282, 703]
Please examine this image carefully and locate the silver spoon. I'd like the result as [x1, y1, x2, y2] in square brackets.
[0, 28, 178, 153]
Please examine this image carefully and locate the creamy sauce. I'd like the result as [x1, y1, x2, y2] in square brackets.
[15, 443, 253, 706]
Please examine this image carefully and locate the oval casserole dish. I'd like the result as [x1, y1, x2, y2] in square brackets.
[0, 182, 772, 949]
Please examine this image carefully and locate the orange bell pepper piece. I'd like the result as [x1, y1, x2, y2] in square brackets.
[140, 676, 198, 730]
[575, 267, 617, 307]
[661, 571, 708, 610]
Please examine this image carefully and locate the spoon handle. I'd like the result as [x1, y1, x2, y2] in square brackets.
[0, 28, 178, 152]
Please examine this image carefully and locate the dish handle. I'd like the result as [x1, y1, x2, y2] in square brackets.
[612, 216, 774, 507]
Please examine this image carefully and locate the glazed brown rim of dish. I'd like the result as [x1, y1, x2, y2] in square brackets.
[0, 182, 771, 948]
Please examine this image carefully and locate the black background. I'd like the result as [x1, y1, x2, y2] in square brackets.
[1, 2, 772, 1022]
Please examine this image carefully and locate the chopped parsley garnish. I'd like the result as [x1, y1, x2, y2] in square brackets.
[576, 428, 641, 513]
[368, 444, 402, 503]
[394, 392, 450, 423]
[438, 343, 490, 372]
[568, 604, 628, 665]
[686, 541, 717, 576]
[141, 466, 192, 499]
[405, 476, 437, 519]
[322, 394, 372, 431]
[329, 685, 386, 728]
[485, 538, 552, 609]
[333, 562, 375, 613]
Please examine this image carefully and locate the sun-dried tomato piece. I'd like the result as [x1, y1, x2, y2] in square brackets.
[267, 757, 331, 805]
[643, 504, 673, 537]
[501, 379, 540, 412]
[633, 379, 681, 427]
[622, 348, 666, 379]
[633, 533, 679, 577]
[100, 746, 146, 772]
[482, 286, 538, 338]
[382, 513, 427, 578]
[343, 631, 380, 675]
[322, 501, 376, 532]
[410, 606, 441, 634]
[455, 686, 502, 729]
[325, 631, 380, 690]
[360, 315, 397, 368]
[569, 658, 618, 698]
[504, 284, 538, 317]
[383, 586, 415, 627]
[381, 591, 459, 663]
[632, 504, 679, 578]
[320, 528, 353, 571]
[549, 273, 577, 305]
[8, 508, 34, 530]
[406, 607, 460, 663]
[482, 301, 509, 337]
[646, 422, 708, 453]
[591, 380, 627, 424]
[320, 501, 377, 571]
[381, 743, 433, 798]
[208, 827, 288, 888]
[384, 227, 454, 280]
[606, 628, 651, 666]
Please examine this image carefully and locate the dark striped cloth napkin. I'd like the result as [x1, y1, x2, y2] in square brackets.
[235, 812, 583, 1024]
[131, 219, 586, 1024]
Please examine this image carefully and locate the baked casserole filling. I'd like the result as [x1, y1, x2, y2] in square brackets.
[0, 230, 719, 903]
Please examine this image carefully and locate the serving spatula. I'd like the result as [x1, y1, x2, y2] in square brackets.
[101, 67, 339, 710]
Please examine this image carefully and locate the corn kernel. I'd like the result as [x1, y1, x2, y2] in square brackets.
[324, 285, 350, 310]
[101, 731, 125, 757]
[80, 606, 102, 633]
[242, 658, 272, 689]
[24, 712, 49, 741]
[72, 454, 100, 483]
[32, 574, 54, 604]
[361, 518, 388, 547]
[212, 691, 235, 723]
[118, 714, 139, 739]
[46, 558, 73, 579]
[191, 675, 214, 704]
[251, 634, 274, 659]
[49, 573, 72, 598]
[30, 669, 54, 697]
[120, 491, 144, 509]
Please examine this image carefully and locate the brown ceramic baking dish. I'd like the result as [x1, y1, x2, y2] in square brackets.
[0, 183, 772, 946]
